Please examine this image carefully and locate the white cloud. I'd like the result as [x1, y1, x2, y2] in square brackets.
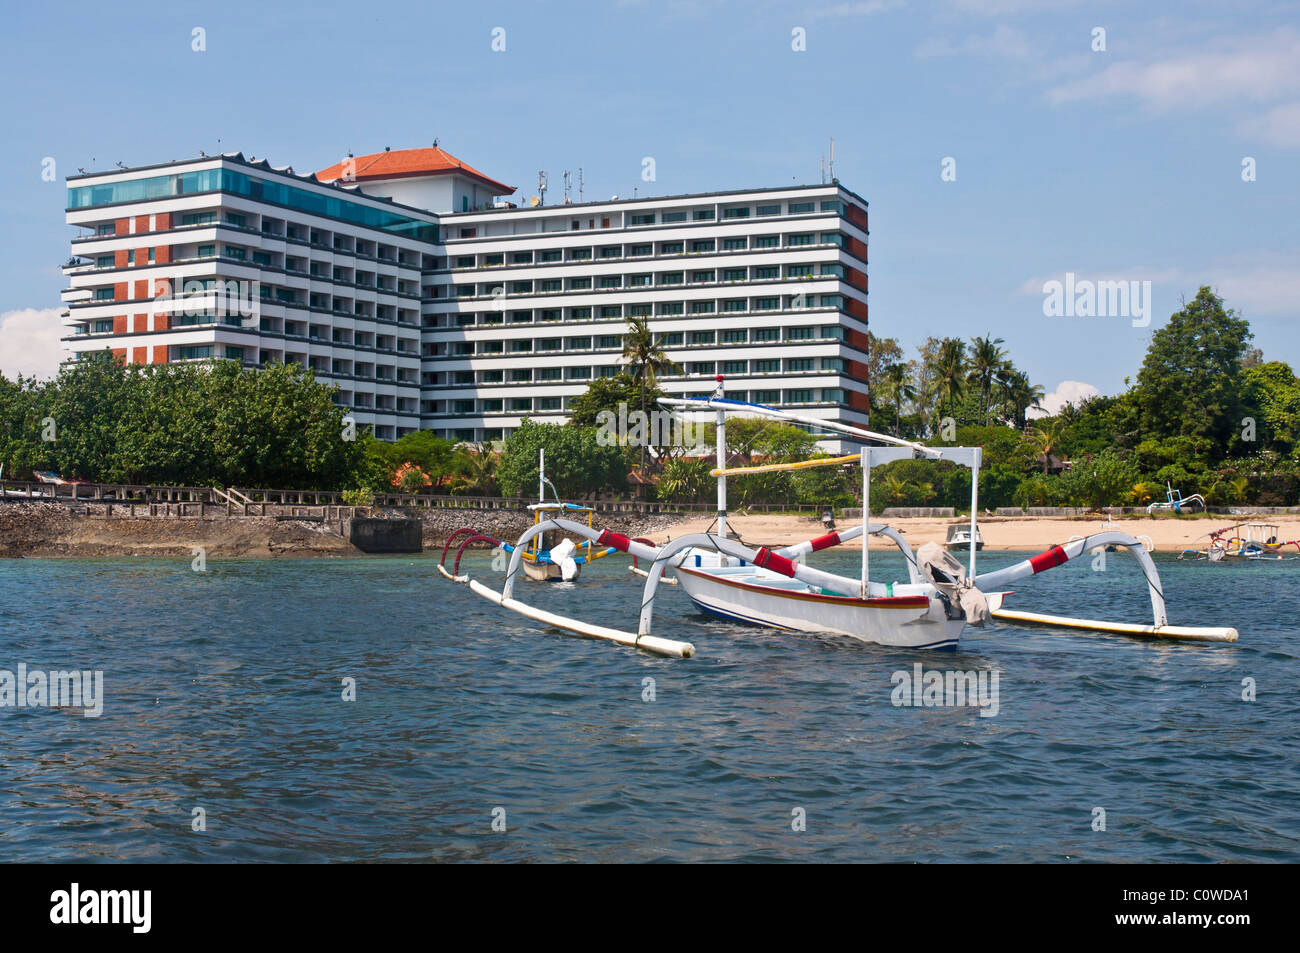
[0, 308, 65, 381]
[1030, 380, 1100, 418]
[1047, 30, 1300, 110]
[1238, 100, 1300, 147]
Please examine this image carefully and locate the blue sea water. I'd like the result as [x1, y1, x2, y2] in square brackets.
[0, 549, 1296, 863]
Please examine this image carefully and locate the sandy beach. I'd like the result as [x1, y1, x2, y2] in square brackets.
[643, 512, 1300, 554]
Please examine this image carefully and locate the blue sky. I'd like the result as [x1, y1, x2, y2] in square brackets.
[1, 0, 1296, 411]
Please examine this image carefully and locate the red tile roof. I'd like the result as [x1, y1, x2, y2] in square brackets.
[316, 146, 514, 194]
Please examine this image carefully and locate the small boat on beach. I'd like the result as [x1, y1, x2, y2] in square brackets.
[946, 522, 983, 551]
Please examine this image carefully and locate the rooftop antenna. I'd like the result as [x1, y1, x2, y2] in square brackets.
[829, 137, 836, 182]
[819, 154, 825, 184]
[562, 170, 572, 204]
[537, 171, 548, 206]
[578, 167, 584, 203]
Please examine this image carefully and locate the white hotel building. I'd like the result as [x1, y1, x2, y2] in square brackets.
[62, 147, 872, 443]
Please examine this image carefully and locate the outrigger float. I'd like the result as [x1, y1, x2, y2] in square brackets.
[1179, 521, 1300, 562]
[439, 379, 1240, 657]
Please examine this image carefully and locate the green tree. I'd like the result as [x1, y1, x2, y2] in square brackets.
[1133, 286, 1252, 454]
[968, 333, 1008, 426]
[620, 316, 682, 475]
[928, 337, 967, 424]
[496, 419, 626, 498]
[878, 361, 918, 436]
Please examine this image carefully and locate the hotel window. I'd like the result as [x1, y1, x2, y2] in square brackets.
[754, 390, 779, 403]
[540, 250, 562, 262]
[93, 319, 113, 332]
[719, 268, 747, 283]
[787, 264, 814, 278]
[787, 326, 814, 340]
[788, 201, 814, 214]
[96, 223, 115, 235]
[689, 362, 715, 375]
[95, 255, 113, 268]
[752, 266, 779, 280]
[630, 244, 652, 256]
[723, 207, 750, 219]
[821, 294, 843, 308]
[656, 272, 684, 285]
[630, 213, 656, 226]
[511, 398, 533, 411]
[567, 248, 592, 260]
[539, 338, 563, 351]
[198, 244, 215, 258]
[821, 232, 844, 246]
[821, 325, 846, 340]
[600, 246, 622, 258]
[820, 200, 844, 213]
[658, 302, 684, 315]
[723, 299, 746, 312]
[787, 358, 814, 372]
[539, 279, 562, 292]
[723, 360, 747, 375]
[820, 263, 845, 278]
[538, 367, 562, 380]
[567, 277, 592, 290]
[690, 301, 715, 314]
[821, 357, 844, 372]
[178, 344, 214, 360]
[597, 335, 621, 348]
[479, 370, 504, 383]
[252, 251, 271, 266]
[690, 330, 715, 344]
[722, 237, 747, 251]
[787, 389, 814, 403]
[565, 337, 592, 350]
[511, 369, 532, 381]
[538, 397, 562, 410]
[510, 310, 532, 322]
[453, 342, 473, 356]
[599, 305, 622, 318]
[511, 281, 533, 293]
[455, 256, 475, 268]
[660, 242, 683, 255]
[182, 211, 216, 226]
[571, 307, 592, 319]
[788, 233, 815, 246]
[480, 341, 504, 354]
[722, 329, 747, 343]
[822, 388, 844, 403]
[661, 211, 687, 223]
[511, 251, 533, 264]
[693, 209, 715, 220]
[754, 328, 779, 342]
[754, 236, 780, 249]
[661, 332, 684, 345]
[757, 204, 780, 217]
[453, 399, 475, 413]
[94, 288, 115, 300]
[598, 276, 621, 288]
[691, 239, 715, 253]
[483, 253, 505, 266]
[754, 359, 780, 374]
[540, 309, 561, 321]
[691, 270, 715, 282]
[456, 285, 475, 297]
[598, 365, 621, 377]
[566, 367, 592, 380]
[629, 274, 652, 287]
[755, 297, 780, 310]
[628, 304, 651, 317]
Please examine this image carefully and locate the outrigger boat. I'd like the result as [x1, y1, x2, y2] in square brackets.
[438, 449, 618, 583]
[439, 379, 1240, 657]
[1179, 521, 1300, 562]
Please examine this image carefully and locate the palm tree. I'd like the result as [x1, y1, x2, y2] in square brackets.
[621, 315, 682, 473]
[928, 338, 967, 426]
[879, 362, 918, 436]
[997, 370, 1045, 429]
[968, 333, 1007, 426]
[1027, 420, 1066, 474]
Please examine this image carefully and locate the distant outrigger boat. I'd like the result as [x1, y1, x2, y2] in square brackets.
[1180, 521, 1300, 562]
[946, 522, 983, 551]
[440, 379, 1240, 657]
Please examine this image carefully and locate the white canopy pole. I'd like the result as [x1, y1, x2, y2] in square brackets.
[969, 447, 980, 578]
[861, 447, 869, 599]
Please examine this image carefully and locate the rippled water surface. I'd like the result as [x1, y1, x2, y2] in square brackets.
[1, 549, 1296, 862]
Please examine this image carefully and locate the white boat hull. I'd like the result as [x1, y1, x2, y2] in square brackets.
[675, 566, 965, 649]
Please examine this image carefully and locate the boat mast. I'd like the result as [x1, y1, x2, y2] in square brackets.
[969, 447, 981, 577]
[714, 376, 727, 542]
[860, 447, 869, 599]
